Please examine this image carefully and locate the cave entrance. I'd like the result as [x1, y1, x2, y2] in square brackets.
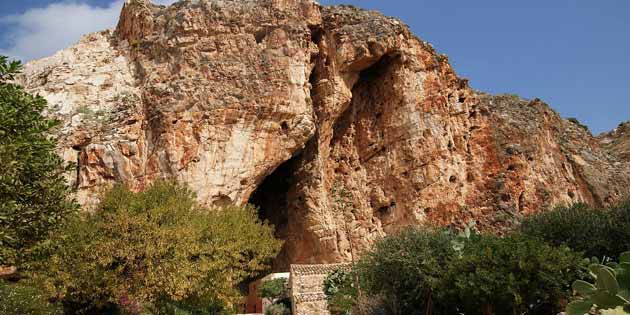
[248, 152, 302, 241]
[239, 153, 302, 300]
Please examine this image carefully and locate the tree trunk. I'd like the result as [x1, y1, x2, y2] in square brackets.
[482, 303, 494, 315]
[425, 294, 433, 315]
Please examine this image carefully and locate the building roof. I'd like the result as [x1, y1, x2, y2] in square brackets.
[261, 272, 290, 281]
[290, 263, 351, 276]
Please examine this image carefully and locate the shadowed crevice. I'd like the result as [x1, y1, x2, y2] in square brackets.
[248, 152, 304, 241]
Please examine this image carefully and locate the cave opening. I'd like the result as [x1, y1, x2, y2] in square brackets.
[358, 53, 400, 83]
[248, 152, 302, 241]
[238, 153, 303, 301]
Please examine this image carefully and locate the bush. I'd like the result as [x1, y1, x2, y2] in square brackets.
[567, 117, 590, 132]
[352, 228, 455, 315]
[149, 296, 230, 315]
[439, 234, 586, 315]
[259, 279, 291, 315]
[37, 181, 282, 314]
[259, 278, 288, 301]
[345, 228, 585, 315]
[608, 202, 630, 257]
[0, 56, 78, 267]
[323, 269, 357, 315]
[521, 202, 630, 260]
[265, 303, 289, 315]
[0, 280, 63, 315]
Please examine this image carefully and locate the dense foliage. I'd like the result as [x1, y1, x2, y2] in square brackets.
[323, 269, 357, 315]
[440, 234, 586, 315]
[521, 202, 630, 259]
[264, 303, 290, 315]
[259, 278, 292, 315]
[36, 181, 282, 314]
[353, 229, 454, 315]
[0, 56, 77, 267]
[259, 278, 288, 301]
[325, 227, 587, 315]
[0, 280, 63, 315]
[148, 296, 230, 315]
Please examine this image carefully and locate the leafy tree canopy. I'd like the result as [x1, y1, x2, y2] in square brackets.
[0, 55, 77, 267]
[258, 278, 287, 301]
[38, 181, 282, 314]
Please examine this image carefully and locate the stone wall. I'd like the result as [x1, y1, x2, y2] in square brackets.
[290, 263, 350, 315]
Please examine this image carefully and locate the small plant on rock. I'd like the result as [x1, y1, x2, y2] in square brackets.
[568, 117, 590, 132]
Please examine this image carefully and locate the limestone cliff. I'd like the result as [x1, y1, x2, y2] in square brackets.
[18, 0, 630, 267]
[599, 122, 630, 161]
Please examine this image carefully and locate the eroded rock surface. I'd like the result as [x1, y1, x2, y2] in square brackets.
[19, 0, 630, 267]
[599, 121, 630, 161]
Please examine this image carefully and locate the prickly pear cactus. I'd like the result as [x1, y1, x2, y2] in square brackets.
[566, 251, 630, 315]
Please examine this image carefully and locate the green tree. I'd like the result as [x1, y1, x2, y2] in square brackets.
[520, 202, 630, 260]
[353, 228, 455, 315]
[258, 278, 287, 301]
[343, 228, 586, 315]
[439, 234, 586, 315]
[0, 56, 77, 268]
[38, 181, 282, 314]
[323, 269, 357, 315]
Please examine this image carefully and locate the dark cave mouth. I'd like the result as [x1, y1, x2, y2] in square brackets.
[248, 152, 302, 240]
[358, 53, 400, 83]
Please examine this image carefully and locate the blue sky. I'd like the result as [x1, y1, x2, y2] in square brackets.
[1, 1, 629, 134]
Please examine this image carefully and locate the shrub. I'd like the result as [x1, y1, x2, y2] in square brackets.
[149, 296, 230, 315]
[609, 202, 630, 257]
[568, 117, 590, 132]
[521, 203, 630, 260]
[264, 303, 289, 315]
[440, 234, 586, 315]
[259, 279, 291, 315]
[352, 228, 455, 315]
[323, 269, 357, 315]
[0, 56, 78, 267]
[37, 181, 282, 314]
[343, 226, 587, 315]
[259, 278, 287, 301]
[0, 280, 63, 315]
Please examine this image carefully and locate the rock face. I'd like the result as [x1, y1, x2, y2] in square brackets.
[599, 122, 630, 161]
[18, 0, 630, 267]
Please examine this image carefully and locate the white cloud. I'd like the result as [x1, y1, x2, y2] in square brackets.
[0, 0, 178, 62]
